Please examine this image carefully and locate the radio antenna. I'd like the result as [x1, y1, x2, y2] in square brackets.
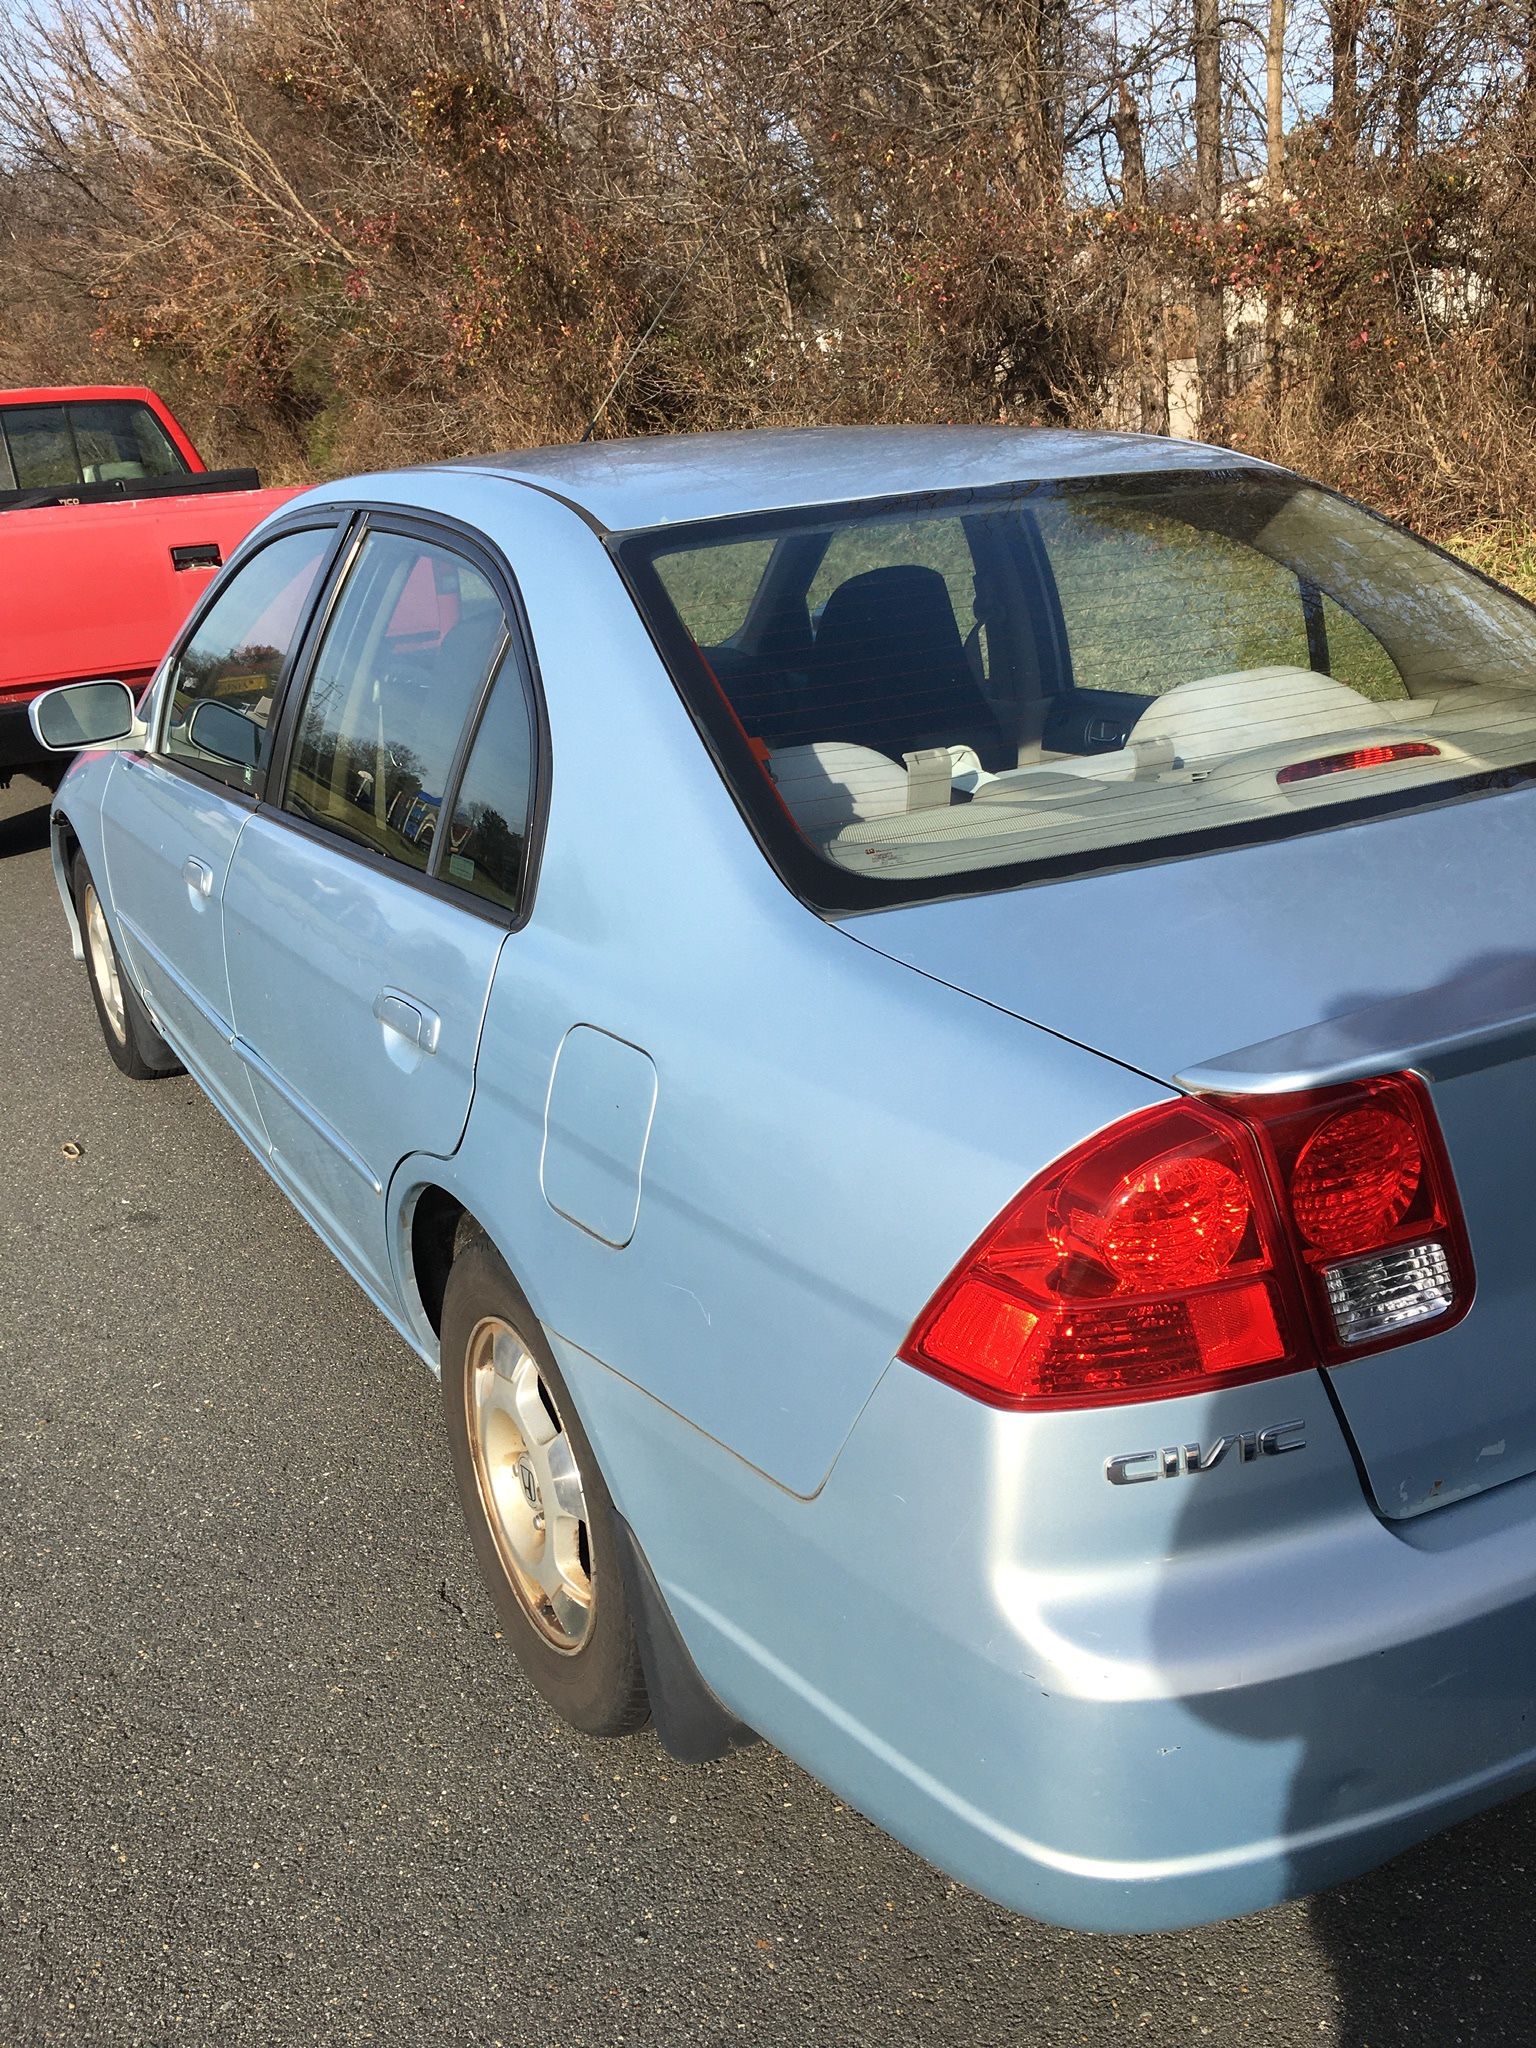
[578, 248, 706, 445]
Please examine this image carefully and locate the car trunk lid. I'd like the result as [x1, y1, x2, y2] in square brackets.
[843, 783, 1536, 1519]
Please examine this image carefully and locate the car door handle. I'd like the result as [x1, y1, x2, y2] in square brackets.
[181, 856, 214, 898]
[373, 988, 441, 1054]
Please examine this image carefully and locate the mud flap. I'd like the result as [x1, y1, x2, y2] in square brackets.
[611, 1512, 759, 1765]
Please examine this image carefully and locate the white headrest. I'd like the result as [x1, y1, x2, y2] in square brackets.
[767, 742, 910, 831]
[1129, 666, 1374, 763]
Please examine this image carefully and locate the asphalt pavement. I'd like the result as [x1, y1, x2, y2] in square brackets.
[3, 769, 1535, 2047]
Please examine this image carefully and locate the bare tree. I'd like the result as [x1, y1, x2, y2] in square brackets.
[3, 0, 1536, 548]
[1327, 0, 1366, 156]
[1264, 0, 1286, 407]
[1193, 0, 1225, 435]
[1266, 0, 1286, 193]
[1113, 79, 1169, 431]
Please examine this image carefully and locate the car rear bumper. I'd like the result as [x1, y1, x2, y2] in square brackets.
[557, 1335, 1536, 1932]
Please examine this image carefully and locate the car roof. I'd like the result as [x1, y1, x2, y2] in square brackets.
[433, 425, 1275, 534]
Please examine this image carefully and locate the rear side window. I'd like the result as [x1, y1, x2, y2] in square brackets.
[655, 538, 774, 646]
[1035, 499, 1406, 705]
[282, 531, 508, 874]
[162, 527, 334, 792]
[618, 472, 1536, 910]
[440, 670, 535, 911]
[1, 400, 186, 489]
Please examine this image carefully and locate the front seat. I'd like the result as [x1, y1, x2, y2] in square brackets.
[806, 565, 1010, 769]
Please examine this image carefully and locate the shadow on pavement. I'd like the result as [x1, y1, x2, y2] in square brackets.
[0, 787, 51, 859]
[1304, 1792, 1536, 2045]
[1159, 950, 1536, 2041]
[1161, 1448, 1536, 2044]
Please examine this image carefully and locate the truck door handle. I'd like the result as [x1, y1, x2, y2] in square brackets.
[373, 988, 441, 1054]
[181, 856, 214, 898]
[171, 542, 224, 571]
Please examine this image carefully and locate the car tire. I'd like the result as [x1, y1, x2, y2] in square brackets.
[71, 854, 182, 1080]
[441, 1232, 651, 1739]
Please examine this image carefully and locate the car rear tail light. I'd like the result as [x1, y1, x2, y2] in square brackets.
[1323, 1241, 1454, 1345]
[901, 1074, 1472, 1410]
[1288, 1103, 1422, 1252]
[903, 1099, 1296, 1410]
[1233, 1073, 1472, 1357]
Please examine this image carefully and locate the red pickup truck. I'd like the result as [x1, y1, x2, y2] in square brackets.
[0, 385, 301, 786]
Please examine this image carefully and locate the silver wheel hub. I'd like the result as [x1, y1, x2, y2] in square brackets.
[465, 1319, 593, 1651]
[84, 884, 127, 1044]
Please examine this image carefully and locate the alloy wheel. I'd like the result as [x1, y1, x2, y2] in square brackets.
[463, 1317, 594, 1652]
[83, 883, 127, 1045]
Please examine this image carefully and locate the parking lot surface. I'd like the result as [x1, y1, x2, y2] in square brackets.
[3, 772, 1535, 2047]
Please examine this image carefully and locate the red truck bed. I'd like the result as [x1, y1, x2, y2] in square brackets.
[0, 385, 302, 783]
[1, 484, 301, 701]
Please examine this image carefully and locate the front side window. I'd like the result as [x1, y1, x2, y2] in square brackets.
[162, 527, 334, 792]
[619, 471, 1536, 908]
[1, 400, 186, 489]
[283, 531, 508, 873]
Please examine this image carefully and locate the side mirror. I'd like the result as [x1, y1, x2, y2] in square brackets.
[187, 698, 264, 770]
[29, 679, 143, 753]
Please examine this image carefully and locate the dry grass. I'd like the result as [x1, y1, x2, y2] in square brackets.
[1441, 523, 1536, 606]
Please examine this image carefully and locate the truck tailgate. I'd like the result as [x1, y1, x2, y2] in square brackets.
[0, 484, 303, 699]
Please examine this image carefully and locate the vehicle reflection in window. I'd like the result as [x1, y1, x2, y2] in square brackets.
[282, 532, 507, 874]
[163, 527, 333, 792]
[438, 659, 536, 911]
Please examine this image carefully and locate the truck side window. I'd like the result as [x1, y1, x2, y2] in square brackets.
[1, 400, 187, 489]
[162, 528, 333, 792]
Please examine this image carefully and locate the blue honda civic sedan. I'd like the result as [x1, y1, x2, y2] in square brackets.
[31, 426, 1536, 1930]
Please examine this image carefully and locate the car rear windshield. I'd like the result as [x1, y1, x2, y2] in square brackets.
[0, 400, 187, 491]
[616, 469, 1536, 910]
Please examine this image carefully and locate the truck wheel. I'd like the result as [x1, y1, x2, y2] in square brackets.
[72, 855, 182, 1080]
[441, 1233, 650, 1739]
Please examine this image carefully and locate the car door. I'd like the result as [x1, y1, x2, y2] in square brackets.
[101, 521, 341, 1138]
[220, 517, 537, 1301]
